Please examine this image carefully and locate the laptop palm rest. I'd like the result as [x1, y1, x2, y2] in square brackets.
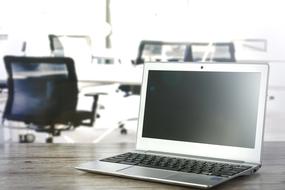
[166, 173, 222, 187]
[119, 166, 220, 187]
[119, 166, 172, 178]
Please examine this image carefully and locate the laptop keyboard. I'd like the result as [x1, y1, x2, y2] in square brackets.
[100, 152, 252, 178]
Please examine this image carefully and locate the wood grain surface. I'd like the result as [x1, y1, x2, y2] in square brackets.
[0, 142, 284, 190]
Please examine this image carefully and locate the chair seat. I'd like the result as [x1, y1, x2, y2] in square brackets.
[73, 110, 94, 125]
[20, 110, 93, 135]
[54, 110, 94, 127]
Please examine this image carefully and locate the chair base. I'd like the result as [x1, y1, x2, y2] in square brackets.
[46, 136, 53, 143]
[18, 133, 54, 143]
[19, 134, 35, 143]
[119, 123, 127, 135]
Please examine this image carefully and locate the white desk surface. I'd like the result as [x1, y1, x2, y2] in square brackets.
[77, 64, 143, 85]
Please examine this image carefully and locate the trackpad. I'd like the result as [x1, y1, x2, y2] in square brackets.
[119, 166, 173, 178]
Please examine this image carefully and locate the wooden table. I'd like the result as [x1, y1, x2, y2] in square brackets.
[0, 142, 284, 190]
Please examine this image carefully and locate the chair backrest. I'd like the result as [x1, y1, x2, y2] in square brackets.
[0, 80, 7, 91]
[133, 40, 193, 65]
[3, 56, 78, 125]
[48, 34, 94, 76]
[191, 42, 236, 62]
[48, 35, 64, 57]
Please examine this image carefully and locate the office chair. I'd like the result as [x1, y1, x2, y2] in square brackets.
[2, 56, 105, 143]
[48, 34, 95, 63]
[0, 81, 7, 93]
[191, 42, 236, 62]
[120, 40, 193, 96]
[48, 35, 64, 57]
[48, 34, 108, 119]
[132, 40, 193, 65]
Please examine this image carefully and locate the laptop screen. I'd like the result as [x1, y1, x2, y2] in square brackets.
[142, 70, 261, 149]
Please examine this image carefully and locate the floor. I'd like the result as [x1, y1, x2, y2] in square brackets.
[0, 84, 284, 144]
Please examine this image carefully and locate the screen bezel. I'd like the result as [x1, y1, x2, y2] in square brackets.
[136, 62, 269, 164]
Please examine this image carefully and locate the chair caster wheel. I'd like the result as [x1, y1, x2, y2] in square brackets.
[121, 128, 127, 135]
[46, 137, 53, 143]
[19, 134, 36, 143]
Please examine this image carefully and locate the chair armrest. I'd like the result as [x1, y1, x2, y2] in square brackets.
[84, 92, 108, 97]
[81, 92, 108, 126]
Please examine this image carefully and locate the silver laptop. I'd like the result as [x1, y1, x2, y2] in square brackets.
[76, 62, 269, 189]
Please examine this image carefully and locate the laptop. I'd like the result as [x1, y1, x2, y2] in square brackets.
[76, 62, 269, 189]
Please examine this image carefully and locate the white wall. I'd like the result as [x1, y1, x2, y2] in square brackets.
[0, 0, 108, 79]
[1, 0, 285, 61]
[1, 0, 285, 65]
[110, 0, 285, 61]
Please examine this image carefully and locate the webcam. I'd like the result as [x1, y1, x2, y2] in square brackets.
[201, 66, 204, 69]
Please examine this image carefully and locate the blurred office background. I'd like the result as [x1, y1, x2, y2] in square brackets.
[0, 0, 284, 143]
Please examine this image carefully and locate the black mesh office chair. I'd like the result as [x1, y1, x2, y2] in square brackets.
[120, 40, 193, 97]
[48, 34, 64, 57]
[0, 80, 7, 93]
[48, 34, 95, 63]
[132, 40, 193, 65]
[191, 42, 236, 62]
[2, 56, 105, 143]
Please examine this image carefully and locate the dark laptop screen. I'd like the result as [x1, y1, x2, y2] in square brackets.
[142, 70, 261, 148]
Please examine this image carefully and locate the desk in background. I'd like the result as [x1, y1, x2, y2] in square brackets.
[0, 142, 284, 190]
[0, 64, 144, 86]
[77, 64, 143, 85]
